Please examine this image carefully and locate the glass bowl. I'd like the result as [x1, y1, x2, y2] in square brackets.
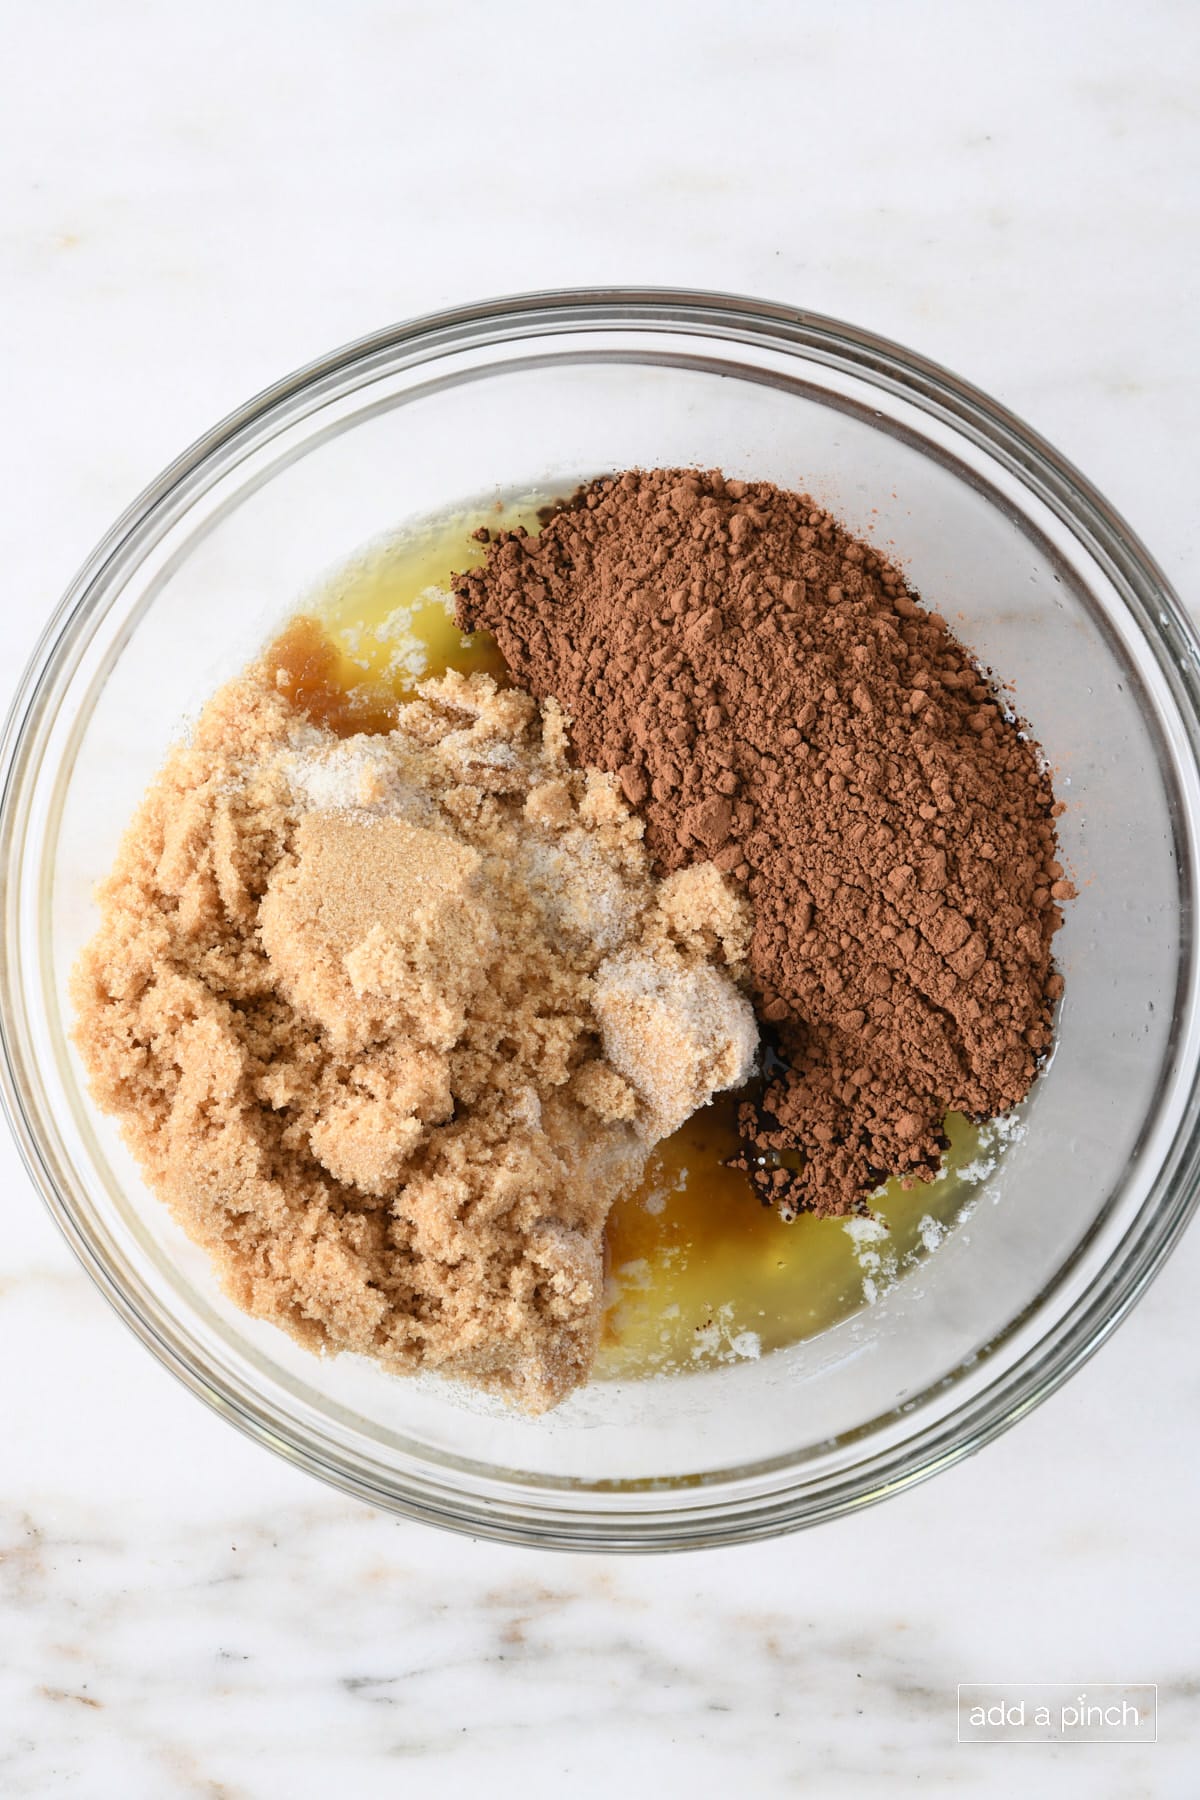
[3, 289, 1199, 1552]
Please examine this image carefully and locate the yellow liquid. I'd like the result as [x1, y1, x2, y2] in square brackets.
[280, 508, 1005, 1379]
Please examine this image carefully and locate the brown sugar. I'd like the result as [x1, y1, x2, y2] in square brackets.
[259, 815, 494, 1056]
[71, 653, 756, 1411]
[455, 469, 1072, 1216]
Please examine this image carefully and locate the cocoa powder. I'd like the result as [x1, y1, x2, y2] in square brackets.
[456, 469, 1072, 1217]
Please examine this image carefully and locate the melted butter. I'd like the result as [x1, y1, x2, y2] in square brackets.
[283, 505, 1004, 1379]
[268, 507, 526, 734]
[598, 1106, 987, 1378]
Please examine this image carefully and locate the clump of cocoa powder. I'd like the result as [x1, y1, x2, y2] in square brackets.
[456, 469, 1072, 1218]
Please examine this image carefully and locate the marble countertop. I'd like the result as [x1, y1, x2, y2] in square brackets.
[2, 1, 1197, 1792]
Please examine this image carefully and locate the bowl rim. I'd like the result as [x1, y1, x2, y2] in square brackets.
[4, 285, 1200, 1551]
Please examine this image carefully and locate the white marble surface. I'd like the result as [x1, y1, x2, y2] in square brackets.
[2, 1, 1198, 1792]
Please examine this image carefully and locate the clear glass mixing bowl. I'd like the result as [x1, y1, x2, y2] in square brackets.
[3, 289, 1199, 1550]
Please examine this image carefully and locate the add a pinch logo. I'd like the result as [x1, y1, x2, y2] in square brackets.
[957, 1684, 1157, 1744]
